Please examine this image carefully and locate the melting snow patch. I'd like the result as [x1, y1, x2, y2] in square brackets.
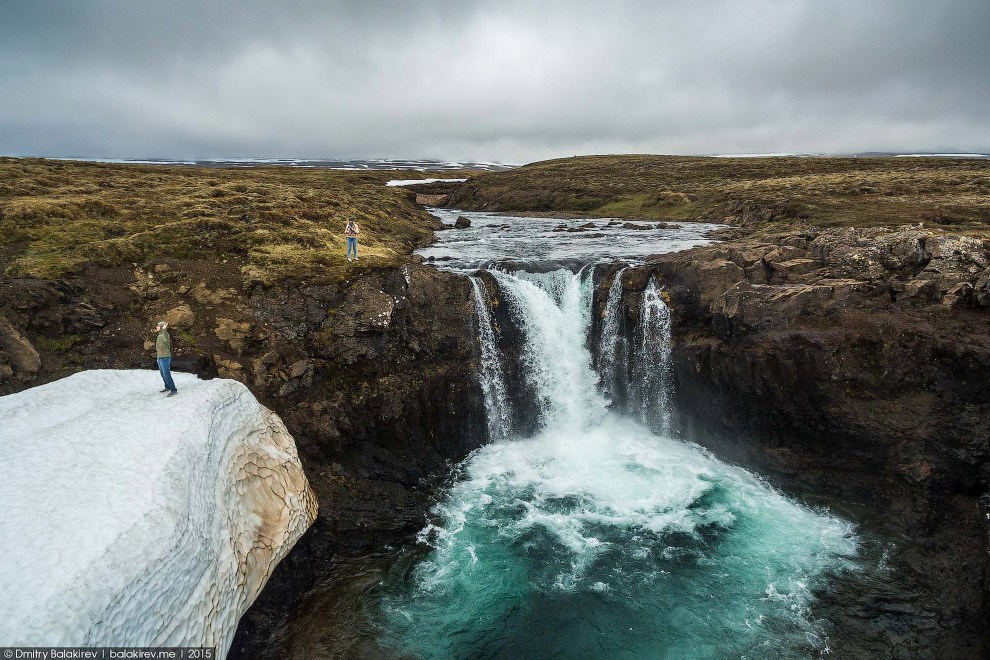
[385, 178, 467, 186]
[0, 370, 317, 652]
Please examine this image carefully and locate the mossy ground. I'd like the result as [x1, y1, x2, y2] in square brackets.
[444, 155, 990, 230]
[0, 158, 463, 284]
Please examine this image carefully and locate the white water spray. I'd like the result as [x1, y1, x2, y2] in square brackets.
[596, 266, 629, 403]
[469, 276, 512, 441]
[488, 268, 605, 430]
[635, 276, 674, 433]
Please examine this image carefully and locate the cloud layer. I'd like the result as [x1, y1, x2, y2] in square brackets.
[2, 0, 988, 161]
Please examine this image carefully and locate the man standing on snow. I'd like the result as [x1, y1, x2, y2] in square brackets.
[154, 321, 177, 396]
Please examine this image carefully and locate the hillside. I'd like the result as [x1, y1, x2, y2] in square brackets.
[442, 155, 990, 230]
[0, 158, 462, 284]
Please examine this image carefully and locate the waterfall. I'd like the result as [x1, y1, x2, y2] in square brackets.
[469, 276, 512, 441]
[635, 276, 673, 434]
[382, 263, 858, 659]
[488, 268, 606, 431]
[596, 266, 628, 403]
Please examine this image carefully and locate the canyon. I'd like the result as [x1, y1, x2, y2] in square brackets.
[1, 157, 988, 656]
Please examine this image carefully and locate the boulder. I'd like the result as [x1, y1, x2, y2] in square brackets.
[0, 316, 41, 381]
[215, 318, 253, 352]
[692, 259, 745, 305]
[764, 245, 808, 263]
[942, 282, 974, 308]
[61, 303, 106, 333]
[975, 268, 990, 307]
[214, 355, 246, 382]
[162, 304, 195, 330]
[454, 216, 472, 229]
[288, 359, 309, 380]
[769, 258, 821, 284]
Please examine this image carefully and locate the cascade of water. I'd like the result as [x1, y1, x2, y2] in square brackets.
[382, 219, 861, 659]
[488, 268, 606, 431]
[635, 276, 674, 433]
[469, 276, 512, 441]
[596, 266, 629, 402]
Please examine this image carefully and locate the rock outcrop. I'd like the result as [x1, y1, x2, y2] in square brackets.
[602, 225, 990, 657]
[0, 370, 317, 655]
[0, 315, 40, 384]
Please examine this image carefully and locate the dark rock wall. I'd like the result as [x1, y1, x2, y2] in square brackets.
[0, 261, 488, 657]
[606, 227, 990, 657]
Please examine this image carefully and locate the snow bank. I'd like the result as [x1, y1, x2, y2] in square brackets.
[385, 177, 467, 186]
[0, 370, 318, 655]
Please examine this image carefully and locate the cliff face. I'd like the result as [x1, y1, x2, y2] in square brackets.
[602, 226, 990, 657]
[0, 259, 488, 656]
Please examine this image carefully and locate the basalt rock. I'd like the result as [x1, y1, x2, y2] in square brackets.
[0, 260, 487, 659]
[162, 304, 196, 330]
[614, 225, 990, 657]
[0, 315, 41, 384]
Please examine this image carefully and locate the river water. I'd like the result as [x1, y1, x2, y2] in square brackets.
[350, 211, 860, 658]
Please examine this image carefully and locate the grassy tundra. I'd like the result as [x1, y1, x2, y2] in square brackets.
[0, 158, 453, 285]
[442, 155, 990, 230]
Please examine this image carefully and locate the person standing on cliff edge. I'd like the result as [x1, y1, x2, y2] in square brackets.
[345, 217, 360, 262]
[154, 321, 178, 396]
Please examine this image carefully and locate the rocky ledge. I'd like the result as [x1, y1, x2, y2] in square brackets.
[599, 225, 990, 657]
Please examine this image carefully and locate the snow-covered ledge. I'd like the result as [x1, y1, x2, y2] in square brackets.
[0, 370, 318, 655]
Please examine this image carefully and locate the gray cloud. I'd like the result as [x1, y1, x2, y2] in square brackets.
[1, 0, 987, 161]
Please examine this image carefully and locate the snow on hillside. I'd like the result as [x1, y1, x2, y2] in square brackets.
[0, 370, 318, 655]
[385, 177, 467, 186]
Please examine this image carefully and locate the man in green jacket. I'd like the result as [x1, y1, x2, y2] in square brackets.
[154, 321, 177, 396]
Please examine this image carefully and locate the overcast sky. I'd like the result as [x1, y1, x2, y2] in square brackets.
[2, 0, 988, 162]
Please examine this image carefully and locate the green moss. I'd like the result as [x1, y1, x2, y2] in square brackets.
[176, 329, 198, 348]
[33, 333, 83, 352]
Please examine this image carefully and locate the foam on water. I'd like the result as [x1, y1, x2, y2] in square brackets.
[418, 209, 722, 272]
[383, 417, 857, 658]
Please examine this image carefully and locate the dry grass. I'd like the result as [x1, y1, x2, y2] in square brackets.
[445, 155, 990, 229]
[0, 158, 462, 284]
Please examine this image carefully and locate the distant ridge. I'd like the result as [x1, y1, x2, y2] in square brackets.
[38, 157, 517, 171]
[715, 152, 990, 159]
